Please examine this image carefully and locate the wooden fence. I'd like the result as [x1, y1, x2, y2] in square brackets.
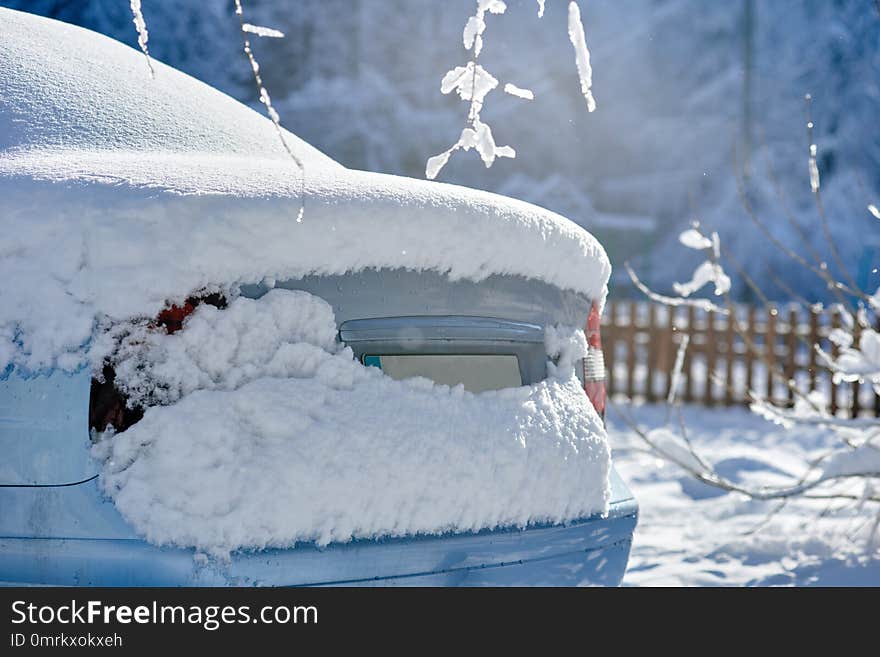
[602, 300, 880, 417]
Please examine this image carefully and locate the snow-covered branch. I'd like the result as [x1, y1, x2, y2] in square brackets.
[427, 1, 597, 179]
[233, 0, 306, 222]
[567, 1, 596, 113]
[624, 138, 880, 549]
[426, 1, 518, 179]
[129, 0, 154, 77]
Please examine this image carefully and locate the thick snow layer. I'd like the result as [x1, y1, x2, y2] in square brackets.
[0, 8, 337, 167]
[544, 324, 588, 378]
[93, 290, 611, 556]
[0, 8, 611, 374]
[99, 290, 340, 407]
[0, 165, 610, 373]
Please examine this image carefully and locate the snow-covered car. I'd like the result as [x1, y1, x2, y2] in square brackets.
[0, 8, 637, 586]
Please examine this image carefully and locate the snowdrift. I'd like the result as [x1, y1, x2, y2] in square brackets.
[93, 290, 610, 556]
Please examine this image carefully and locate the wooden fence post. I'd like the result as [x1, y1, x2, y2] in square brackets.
[661, 306, 675, 399]
[705, 309, 717, 406]
[626, 300, 637, 400]
[766, 306, 777, 403]
[604, 301, 616, 399]
[852, 320, 862, 417]
[876, 315, 880, 417]
[745, 305, 755, 399]
[808, 307, 819, 393]
[683, 305, 695, 403]
[724, 307, 735, 406]
[785, 306, 797, 408]
[646, 303, 657, 402]
[830, 308, 839, 416]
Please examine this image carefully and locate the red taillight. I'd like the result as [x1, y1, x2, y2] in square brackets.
[582, 302, 606, 421]
[155, 301, 196, 334]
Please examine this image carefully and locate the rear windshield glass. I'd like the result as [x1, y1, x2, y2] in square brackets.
[362, 354, 522, 393]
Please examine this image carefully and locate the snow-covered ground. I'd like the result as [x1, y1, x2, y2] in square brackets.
[609, 403, 880, 586]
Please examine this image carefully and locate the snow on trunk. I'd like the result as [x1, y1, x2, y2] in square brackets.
[93, 290, 611, 557]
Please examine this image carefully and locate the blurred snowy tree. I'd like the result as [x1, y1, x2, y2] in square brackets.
[6, 0, 878, 301]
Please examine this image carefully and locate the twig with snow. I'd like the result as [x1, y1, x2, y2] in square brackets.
[129, 0, 154, 78]
[426, 1, 520, 179]
[804, 94, 864, 298]
[611, 402, 880, 504]
[734, 155, 870, 316]
[233, 0, 306, 223]
[567, 1, 596, 113]
[622, 166, 880, 550]
[427, 1, 597, 179]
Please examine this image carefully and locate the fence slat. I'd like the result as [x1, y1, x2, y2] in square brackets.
[766, 307, 777, 403]
[876, 316, 880, 417]
[683, 305, 695, 403]
[662, 306, 675, 399]
[646, 304, 657, 402]
[852, 320, 862, 417]
[785, 307, 797, 408]
[705, 310, 717, 406]
[604, 302, 616, 398]
[745, 305, 755, 400]
[808, 308, 819, 393]
[626, 300, 637, 400]
[830, 309, 839, 416]
[724, 309, 735, 406]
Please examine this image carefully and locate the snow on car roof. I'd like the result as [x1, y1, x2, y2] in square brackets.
[0, 8, 611, 372]
[0, 7, 340, 167]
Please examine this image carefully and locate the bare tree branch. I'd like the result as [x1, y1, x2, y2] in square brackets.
[233, 0, 306, 223]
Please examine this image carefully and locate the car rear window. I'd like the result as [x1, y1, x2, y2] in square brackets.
[362, 354, 522, 393]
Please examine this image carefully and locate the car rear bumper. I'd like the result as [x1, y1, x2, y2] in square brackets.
[0, 470, 637, 587]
